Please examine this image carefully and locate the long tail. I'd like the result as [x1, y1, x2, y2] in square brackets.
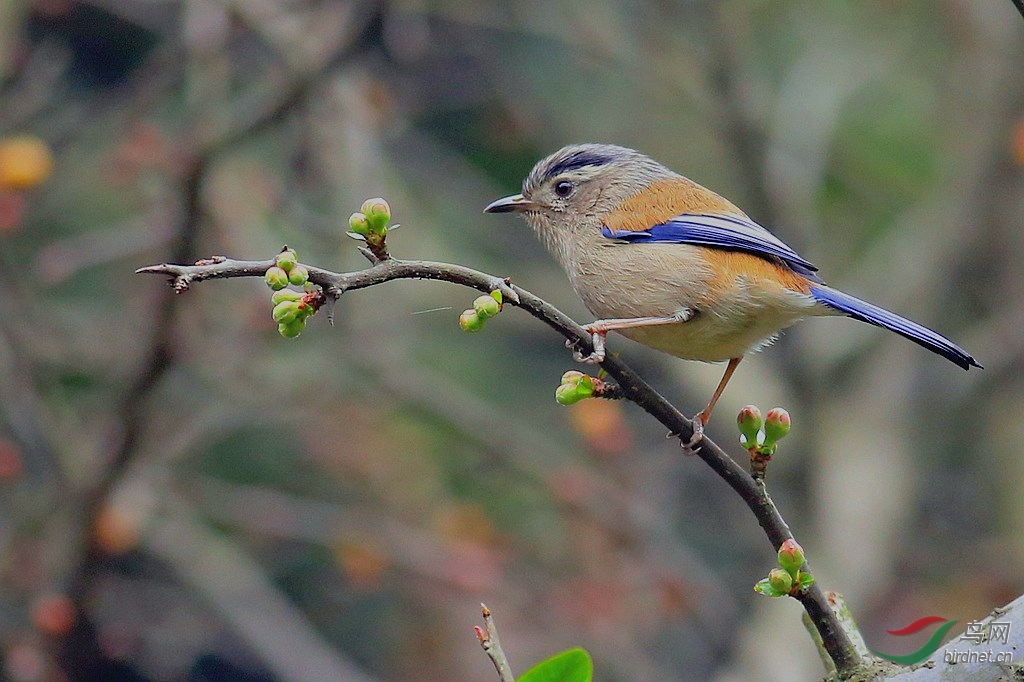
[809, 285, 982, 370]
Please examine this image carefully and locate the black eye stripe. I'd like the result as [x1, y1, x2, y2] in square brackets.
[543, 150, 613, 180]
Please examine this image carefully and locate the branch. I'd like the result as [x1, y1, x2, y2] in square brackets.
[475, 604, 514, 682]
[137, 254, 864, 676]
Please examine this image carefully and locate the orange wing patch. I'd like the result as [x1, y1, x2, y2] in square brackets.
[702, 249, 812, 296]
[603, 177, 744, 234]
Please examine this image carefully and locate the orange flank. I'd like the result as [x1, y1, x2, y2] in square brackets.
[702, 248, 812, 296]
[603, 177, 742, 233]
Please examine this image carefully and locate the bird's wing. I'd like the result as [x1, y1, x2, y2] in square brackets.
[601, 212, 822, 281]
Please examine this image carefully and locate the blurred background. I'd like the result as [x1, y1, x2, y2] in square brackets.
[0, 0, 1022, 680]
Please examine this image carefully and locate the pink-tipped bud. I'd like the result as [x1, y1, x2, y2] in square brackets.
[561, 370, 585, 384]
[349, 212, 370, 235]
[777, 538, 805, 575]
[271, 289, 303, 306]
[272, 300, 302, 325]
[360, 198, 391, 232]
[473, 295, 501, 319]
[768, 567, 793, 594]
[278, 319, 306, 338]
[555, 383, 585, 406]
[559, 370, 593, 396]
[459, 309, 485, 332]
[275, 249, 298, 272]
[264, 266, 289, 291]
[763, 407, 791, 444]
[288, 264, 309, 286]
[737, 405, 763, 447]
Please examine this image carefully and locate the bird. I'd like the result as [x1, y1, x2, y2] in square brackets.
[484, 143, 981, 438]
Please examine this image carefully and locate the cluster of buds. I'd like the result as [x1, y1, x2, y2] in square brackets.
[554, 371, 595, 405]
[754, 538, 815, 597]
[264, 248, 316, 337]
[737, 405, 791, 477]
[737, 405, 791, 454]
[458, 291, 503, 333]
[270, 289, 319, 337]
[348, 197, 393, 247]
[264, 248, 309, 291]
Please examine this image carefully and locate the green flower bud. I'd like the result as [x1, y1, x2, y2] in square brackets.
[768, 567, 794, 594]
[777, 538, 805, 576]
[763, 407, 791, 445]
[275, 250, 298, 272]
[278, 319, 305, 338]
[473, 295, 501, 319]
[360, 198, 391, 232]
[737, 405, 763, 448]
[561, 368, 593, 395]
[272, 300, 302, 325]
[288, 265, 309, 286]
[561, 370, 586, 385]
[349, 212, 370, 235]
[555, 383, 585, 406]
[271, 289, 303, 305]
[459, 309, 485, 332]
[265, 266, 289, 290]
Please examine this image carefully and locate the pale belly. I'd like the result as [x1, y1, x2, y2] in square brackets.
[616, 311, 799, 362]
[568, 243, 823, 362]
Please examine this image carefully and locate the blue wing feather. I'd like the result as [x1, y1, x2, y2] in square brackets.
[601, 213, 822, 282]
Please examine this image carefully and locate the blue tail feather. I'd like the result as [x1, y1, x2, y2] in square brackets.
[809, 285, 981, 370]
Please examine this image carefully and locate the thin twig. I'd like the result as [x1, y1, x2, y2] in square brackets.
[137, 254, 864, 675]
[475, 604, 514, 682]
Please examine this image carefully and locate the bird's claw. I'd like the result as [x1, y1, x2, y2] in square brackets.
[565, 338, 603, 364]
[682, 418, 704, 451]
[566, 328, 607, 364]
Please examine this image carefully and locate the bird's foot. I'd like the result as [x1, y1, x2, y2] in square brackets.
[566, 327, 607, 364]
[679, 410, 709, 452]
[682, 419, 704, 450]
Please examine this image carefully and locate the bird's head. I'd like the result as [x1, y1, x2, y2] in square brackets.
[484, 144, 674, 255]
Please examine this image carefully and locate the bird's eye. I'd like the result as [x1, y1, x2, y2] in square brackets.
[553, 180, 575, 198]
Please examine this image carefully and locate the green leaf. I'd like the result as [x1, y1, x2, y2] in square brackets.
[519, 648, 593, 682]
[797, 572, 816, 590]
[754, 578, 786, 597]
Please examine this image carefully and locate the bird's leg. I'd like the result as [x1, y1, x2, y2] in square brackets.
[570, 309, 695, 363]
[684, 357, 742, 447]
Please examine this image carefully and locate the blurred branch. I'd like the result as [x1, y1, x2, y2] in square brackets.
[75, 0, 379, 548]
[1012, 0, 1024, 20]
[137, 252, 865, 676]
[147, 491, 381, 682]
[55, 2, 384, 674]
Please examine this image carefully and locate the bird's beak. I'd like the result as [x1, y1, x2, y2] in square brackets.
[484, 193, 537, 213]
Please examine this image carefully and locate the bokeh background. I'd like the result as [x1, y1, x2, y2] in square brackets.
[1, 1, 1022, 680]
